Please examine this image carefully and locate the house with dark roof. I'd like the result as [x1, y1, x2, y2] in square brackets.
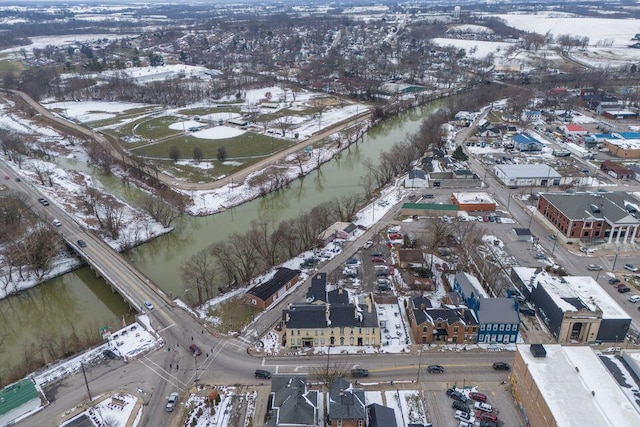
[281, 274, 379, 348]
[328, 378, 366, 427]
[246, 267, 301, 310]
[405, 169, 428, 188]
[367, 403, 397, 427]
[476, 298, 520, 344]
[267, 375, 318, 427]
[406, 295, 478, 344]
[600, 160, 633, 179]
[537, 192, 640, 244]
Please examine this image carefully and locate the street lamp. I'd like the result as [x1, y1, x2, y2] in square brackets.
[612, 246, 620, 272]
[551, 232, 559, 256]
[194, 354, 199, 386]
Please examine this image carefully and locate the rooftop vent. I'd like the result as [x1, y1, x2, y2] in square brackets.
[530, 344, 547, 358]
[590, 204, 601, 213]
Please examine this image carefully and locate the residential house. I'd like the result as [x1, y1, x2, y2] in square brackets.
[245, 268, 301, 310]
[405, 170, 428, 188]
[562, 124, 588, 136]
[521, 110, 542, 122]
[406, 295, 478, 344]
[267, 375, 318, 427]
[328, 378, 366, 427]
[537, 192, 640, 243]
[367, 404, 397, 427]
[512, 134, 543, 152]
[396, 249, 425, 269]
[476, 298, 520, 344]
[281, 275, 379, 348]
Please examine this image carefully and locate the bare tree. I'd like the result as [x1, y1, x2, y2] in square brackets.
[275, 116, 293, 137]
[217, 146, 227, 162]
[181, 249, 217, 305]
[169, 146, 180, 162]
[193, 146, 203, 164]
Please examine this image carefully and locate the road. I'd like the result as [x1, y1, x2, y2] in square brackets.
[7, 89, 372, 192]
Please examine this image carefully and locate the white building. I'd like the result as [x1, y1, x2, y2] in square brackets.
[494, 164, 563, 187]
[513, 344, 640, 427]
[405, 170, 428, 188]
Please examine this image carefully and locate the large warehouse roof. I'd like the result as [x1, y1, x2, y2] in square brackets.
[495, 164, 561, 179]
[517, 344, 640, 427]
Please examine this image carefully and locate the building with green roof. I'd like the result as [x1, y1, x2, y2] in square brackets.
[401, 203, 458, 217]
[0, 379, 41, 426]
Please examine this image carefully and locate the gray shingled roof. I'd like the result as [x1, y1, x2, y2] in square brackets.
[306, 273, 327, 303]
[329, 379, 366, 422]
[367, 404, 397, 427]
[413, 307, 477, 327]
[284, 304, 328, 329]
[248, 267, 300, 301]
[455, 272, 484, 300]
[477, 298, 520, 324]
[269, 375, 317, 427]
[541, 192, 640, 224]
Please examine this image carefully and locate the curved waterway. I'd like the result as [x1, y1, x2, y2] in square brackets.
[0, 99, 447, 381]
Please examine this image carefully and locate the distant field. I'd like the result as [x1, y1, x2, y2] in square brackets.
[0, 59, 24, 73]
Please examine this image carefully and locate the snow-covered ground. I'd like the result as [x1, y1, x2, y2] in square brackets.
[31, 319, 161, 387]
[44, 100, 152, 123]
[61, 392, 141, 427]
[183, 387, 257, 427]
[431, 37, 517, 60]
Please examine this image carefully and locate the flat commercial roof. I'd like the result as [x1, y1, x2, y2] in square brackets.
[452, 192, 495, 204]
[535, 272, 629, 319]
[0, 379, 39, 417]
[495, 164, 561, 179]
[517, 344, 640, 427]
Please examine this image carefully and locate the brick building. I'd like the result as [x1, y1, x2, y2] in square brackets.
[537, 192, 640, 243]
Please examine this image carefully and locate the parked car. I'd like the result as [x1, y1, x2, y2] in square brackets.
[371, 257, 385, 263]
[375, 270, 389, 277]
[469, 392, 487, 402]
[478, 411, 499, 423]
[255, 369, 272, 379]
[427, 364, 444, 373]
[452, 401, 470, 413]
[618, 286, 631, 293]
[628, 295, 640, 303]
[479, 421, 497, 427]
[624, 263, 638, 272]
[493, 362, 510, 371]
[103, 349, 119, 360]
[189, 344, 202, 356]
[474, 401, 493, 413]
[494, 216, 502, 223]
[587, 264, 602, 271]
[422, 194, 434, 199]
[351, 368, 369, 378]
[165, 392, 179, 412]
[363, 240, 373, 249]
[450, 390, 468, 403]
[519, 306, 536, 316]
[370, 251, 383, 257]
[455, 410, 474, 422]
[609, 278, 621, 285]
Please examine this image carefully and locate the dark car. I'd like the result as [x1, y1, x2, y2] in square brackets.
[77, 239, 87, 248]
[452, 401, 469, 413]
[351, 368, 369, 378]
[422, 194, 434, 199]
[254, 369, 272, 379]
[370, 251, 383, 257]
[618, 286, 631, 293]
[479, 419, 498, 427]
[493, 362, 510, 371]
[427, 364, 444, 373]
[39, 198, 49, 206]
[375, 270, 389, 277]
[189, 344, 202, 356]
[609, 278, 621, 285]
[103, 349, 119, 360]
[478, 411, 499, 423]
[450, 390, 467, 403]
[371, 257, 385, 263]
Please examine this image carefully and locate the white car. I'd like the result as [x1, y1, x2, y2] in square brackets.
[363, 240, 373, 249]
[143, 301, 154, 310]
[579, 246, 595, 254]
[165, 392, 179, 412]
[587, 264, 602, 271]
[628, 295, 640, 303]
[624, 264, 639, 272]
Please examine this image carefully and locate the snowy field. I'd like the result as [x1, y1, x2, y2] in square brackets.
[60, 392, 141, 427]
[44, 100, 152, 123]
[0, 34, 137, 56]
[431, 38, 517, 60]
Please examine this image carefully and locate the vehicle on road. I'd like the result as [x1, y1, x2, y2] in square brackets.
[38, 198, 49, 206]
[519, 307, 535, 316]
[350, 368, 369, 378]
[534, 253, 547, 260]
[52, 219, 62, 227]
[624, 263, 638, 272]
[77, 239, 87, 248]
[579, 246, 595, 254]
[165, 392, 179, 412]
[15, 177, 20, 182]
[628, 295, 640, 303]
[189, 344, 202, 356]
[587, 264, 602, 271]
[427, 364, 444, 373]
[4, 176, 9, 180]
[493, 362, 510, 371]
[255, 369, 272, 379]
[618, 286, 631, 293]
[363, 240, 373, 249]
[143, 301, 154, 310]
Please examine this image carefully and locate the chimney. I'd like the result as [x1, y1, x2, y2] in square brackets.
[366, 293, 373, 313]
[325, 304, 331, 325]
[420, 303, 426, 311]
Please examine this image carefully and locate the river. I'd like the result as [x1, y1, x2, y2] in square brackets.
[0, 99, 445, 382]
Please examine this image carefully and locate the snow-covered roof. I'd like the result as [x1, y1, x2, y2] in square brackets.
[452, 191, 495, 204]
[494, 164, 561, 179]
[517, 344, 640, 427]
[535, 272, 629, 319]
[606, 138, 640, 150]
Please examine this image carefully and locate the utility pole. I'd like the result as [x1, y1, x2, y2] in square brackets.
[81, 362, 92, 401]
[416, 346, 423, 384]
[612, 245, 620, 272]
